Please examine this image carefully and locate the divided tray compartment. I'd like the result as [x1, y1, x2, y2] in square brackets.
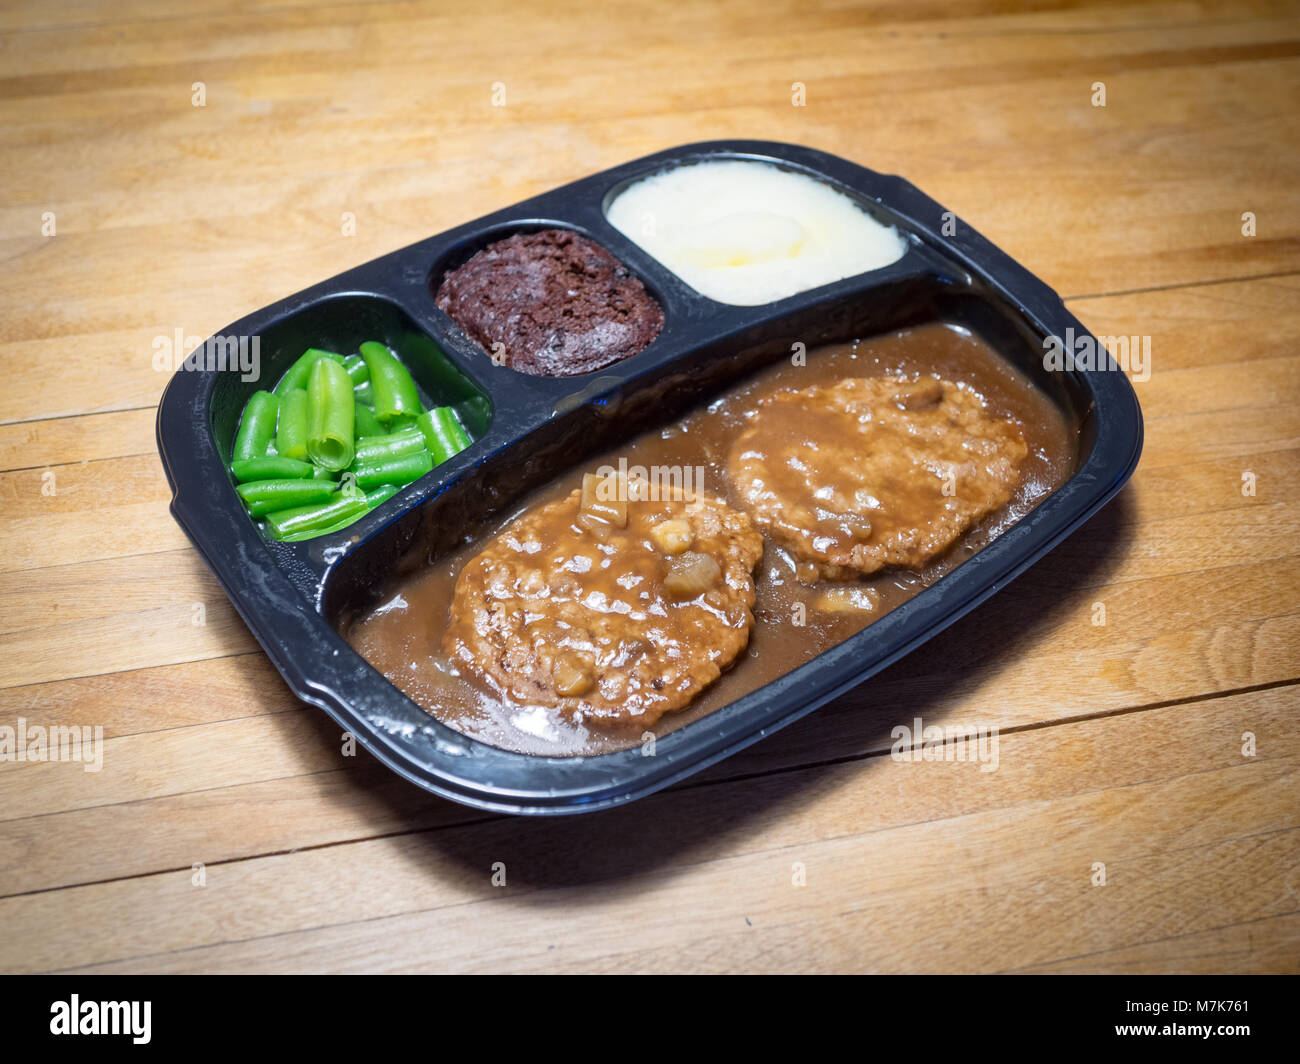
[157, 140, 1143, 814]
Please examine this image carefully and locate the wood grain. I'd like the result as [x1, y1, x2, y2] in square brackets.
[1, 0, 1297, 974]
[5, 685, 1291, 974]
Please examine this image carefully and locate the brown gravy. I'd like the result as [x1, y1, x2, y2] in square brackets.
[344, 323, 1076, 756]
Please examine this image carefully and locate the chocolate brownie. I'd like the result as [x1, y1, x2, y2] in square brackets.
[434, 228, 664, 376]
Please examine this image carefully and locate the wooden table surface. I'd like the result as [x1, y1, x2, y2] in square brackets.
[2, 0, 1298, 975]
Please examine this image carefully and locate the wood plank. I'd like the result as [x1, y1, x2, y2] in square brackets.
[1016, 910, 1300, 974]
[0, 652, 279, 738]
[1071, 274, 1300, 372]
[0, 548, 232, 639]
[0, 683, 1288, 973]
[0, 453, 188, 574]
[1138, 404, 1300, 470]
[0, 10, 1297, 418]
[0, 597, 257, 690]
[0, 408, 156, 471]
[0, 711, 336, 824]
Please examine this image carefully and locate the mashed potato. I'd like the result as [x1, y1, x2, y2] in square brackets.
[605, 159, 908, 305]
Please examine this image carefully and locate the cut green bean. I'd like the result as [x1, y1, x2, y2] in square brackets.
[265, 493, 370, 541]
[306, 357, 355, 471]
[274, 348, 343, 395]
[231, 456, 314, 483]
[233, 342, 440, 541]
[364, 484, 401, 508]
[353, 401, 383, 438]
[236, 478, 337, 517]
[417, 406, 472, 465]
[232, 390, 279, 462]
[353, 426, 426, 466]
[351, 450, 433, 490]
[343, 355, 370, 386]
[359, 341, 422, 424]
[275, 387, 309, 461]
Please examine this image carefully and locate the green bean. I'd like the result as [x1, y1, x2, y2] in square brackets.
[306, 357, 355, 471]
[231, 456, 314, 483]
[274, 387, 309, 461]
[265, 493, 371, 541]
[274, 348, 343, 395]
[351, 450, 433, 490]
[364, 484, 401, 508]
[360, 341, 422, 424]
[353, 401, 384, 438]
[236, 478, 337, 517]
[343, 355, 370, 386]
[417, 406, 472, 465]
[353, 426, 426, 466]
[312, 465, 339, 481]
[346, 353, 374, 407]
[232, 391, 279, 462]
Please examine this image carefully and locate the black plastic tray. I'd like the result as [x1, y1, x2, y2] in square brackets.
[156, 140, 1143, 815]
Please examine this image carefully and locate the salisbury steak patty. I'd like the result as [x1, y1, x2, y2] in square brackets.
[728, 376, 1027, 579]
[442, 480, 764, 727]
[434, 228, 664, 376]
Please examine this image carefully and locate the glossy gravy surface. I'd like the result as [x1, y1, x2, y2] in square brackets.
[345, 323, 1076, 756]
